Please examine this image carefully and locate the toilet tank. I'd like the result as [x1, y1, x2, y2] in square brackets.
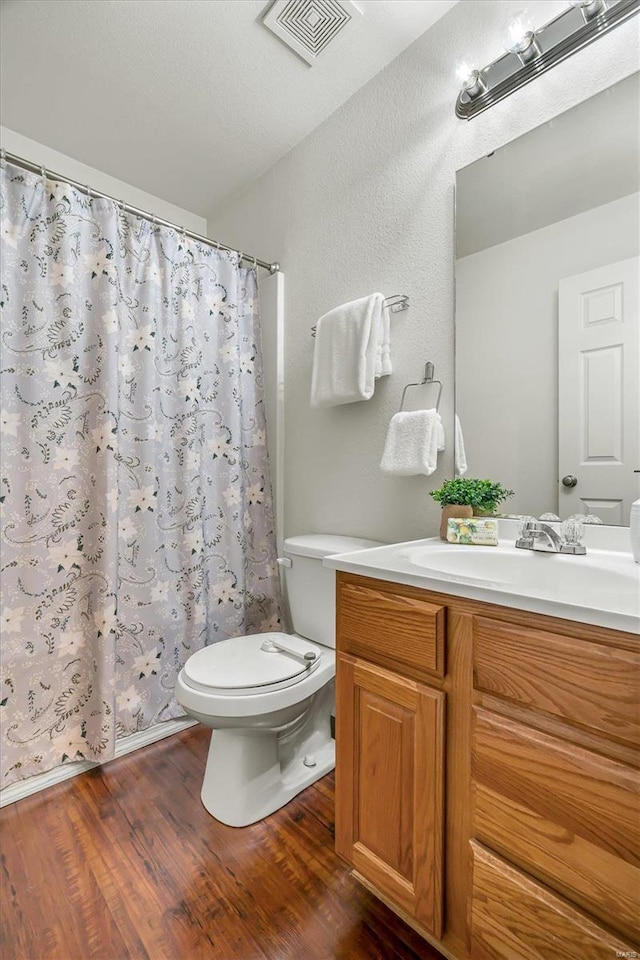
[282, 534, 383, 649]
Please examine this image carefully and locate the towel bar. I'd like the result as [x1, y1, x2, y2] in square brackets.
[311, 294, 409, 337]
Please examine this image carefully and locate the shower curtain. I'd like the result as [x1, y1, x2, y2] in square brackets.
[0, 161, 281, 788]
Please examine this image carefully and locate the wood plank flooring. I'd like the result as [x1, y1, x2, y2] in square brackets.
[1, 725, 443, 960]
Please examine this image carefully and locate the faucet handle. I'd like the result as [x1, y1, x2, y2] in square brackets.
[561, 515, 585, 543]
[560, 515, 586, 554]
[515, 516, 538, 549]
[517, 516, 538, 536]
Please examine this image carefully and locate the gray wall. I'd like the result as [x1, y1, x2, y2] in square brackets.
[209, 0, 640, 544]
[1, 127, 207, 234]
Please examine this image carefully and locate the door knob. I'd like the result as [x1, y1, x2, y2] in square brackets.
[562, 475, 578, 488]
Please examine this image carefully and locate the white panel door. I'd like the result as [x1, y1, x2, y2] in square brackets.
[558, 257, 639, 524]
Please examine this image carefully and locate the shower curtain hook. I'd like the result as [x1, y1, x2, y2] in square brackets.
[40, 164, 46, 179]
[238, 251, 244, 266]
[1, 149, 7, 167]
[252, 255, 257, 270]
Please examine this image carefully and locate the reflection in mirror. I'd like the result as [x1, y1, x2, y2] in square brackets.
[455, 74, 640, 526]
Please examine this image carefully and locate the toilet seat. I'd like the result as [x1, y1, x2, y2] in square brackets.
[182, 632, 323, 697]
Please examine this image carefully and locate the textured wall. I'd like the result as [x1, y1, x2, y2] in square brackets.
[209, 0, 640, 543]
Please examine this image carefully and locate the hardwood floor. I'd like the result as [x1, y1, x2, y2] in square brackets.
[1, 725, 443, 960]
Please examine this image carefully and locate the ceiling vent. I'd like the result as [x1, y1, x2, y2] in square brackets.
[263, 0, 362, 66]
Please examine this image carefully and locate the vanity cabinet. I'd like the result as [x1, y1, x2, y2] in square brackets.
[334, 571, 640, 960]
[334, 576, 446, 939]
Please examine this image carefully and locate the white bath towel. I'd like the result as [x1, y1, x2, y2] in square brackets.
[380, 409, 443, 476]
[310, 293, 391, 407]
[455, 414, 468, 476]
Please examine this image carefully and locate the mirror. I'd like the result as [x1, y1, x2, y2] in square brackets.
[455, 74, 640, 526]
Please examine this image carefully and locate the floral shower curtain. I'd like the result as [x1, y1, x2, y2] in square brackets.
[0, 161, 281, 788]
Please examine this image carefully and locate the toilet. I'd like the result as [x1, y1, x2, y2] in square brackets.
[175, 533, 381, 827]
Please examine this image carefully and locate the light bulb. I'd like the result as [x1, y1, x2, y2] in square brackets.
[456, 63, 474, 85]
[501, 9, 540, 63]
[456, 63, 487, 99]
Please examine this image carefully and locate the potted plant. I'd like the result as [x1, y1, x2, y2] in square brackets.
[430, 478, 514, 539]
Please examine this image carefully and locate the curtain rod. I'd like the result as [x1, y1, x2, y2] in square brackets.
[1, 150, 280, 275]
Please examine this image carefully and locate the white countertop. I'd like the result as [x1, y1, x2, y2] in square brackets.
[324, 524, 640, 635]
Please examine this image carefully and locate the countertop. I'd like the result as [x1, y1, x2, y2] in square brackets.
[324, 525, 640, 635]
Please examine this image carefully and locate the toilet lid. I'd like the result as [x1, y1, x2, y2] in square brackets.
[182, 632, 323, 695]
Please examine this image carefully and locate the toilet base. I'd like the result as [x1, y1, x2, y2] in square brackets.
[200, 682, 335, 827]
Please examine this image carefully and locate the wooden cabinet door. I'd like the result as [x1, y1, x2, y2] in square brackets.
[335, 653, 445, 938]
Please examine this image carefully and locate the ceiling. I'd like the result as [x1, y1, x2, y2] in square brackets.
[456, 72, 640, 258]
[0, 0, 457, 220]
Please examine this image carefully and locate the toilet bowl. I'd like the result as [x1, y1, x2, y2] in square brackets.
[175, 534, 381, 827]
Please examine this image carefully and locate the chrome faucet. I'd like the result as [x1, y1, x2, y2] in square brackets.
[516, 520, 586, 555]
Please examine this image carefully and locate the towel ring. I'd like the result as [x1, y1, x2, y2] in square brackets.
[399, 362, 442, 412]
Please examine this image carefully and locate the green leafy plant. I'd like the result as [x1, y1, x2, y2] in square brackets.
[429, 478, 514, 514]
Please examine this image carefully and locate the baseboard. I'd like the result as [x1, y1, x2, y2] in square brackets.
[0, 716, 198, 808]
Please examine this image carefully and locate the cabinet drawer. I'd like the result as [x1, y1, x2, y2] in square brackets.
[472, 708, 640, 943]
[470, 842, 636, 960]
[473, 616, 640, 746]
[336, 575, 445, 681]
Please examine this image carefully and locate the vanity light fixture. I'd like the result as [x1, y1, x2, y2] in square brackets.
[455, 0, 639, 120]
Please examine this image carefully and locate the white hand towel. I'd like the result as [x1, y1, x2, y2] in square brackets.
[380, 409, 442, 476]
[310, 293, 390, 407]
[455, 414, 468, 476]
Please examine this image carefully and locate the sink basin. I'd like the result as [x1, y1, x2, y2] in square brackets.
[398, 543, 639, 598]
[324, 532, 640, 633]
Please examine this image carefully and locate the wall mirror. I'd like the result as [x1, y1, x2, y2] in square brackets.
[455, 73, 640, 526]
